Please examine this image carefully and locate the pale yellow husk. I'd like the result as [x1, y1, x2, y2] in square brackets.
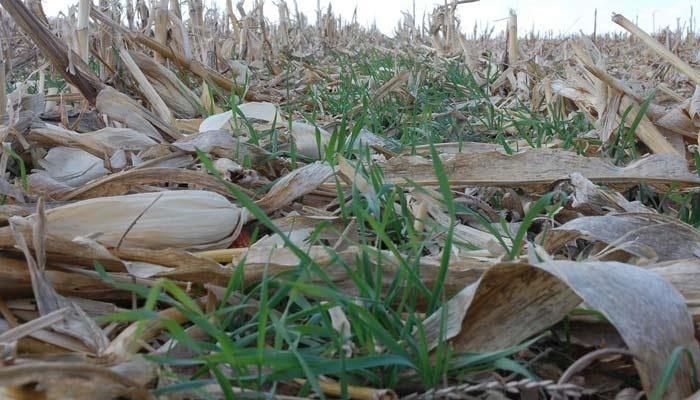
[32, 190, 246, 250]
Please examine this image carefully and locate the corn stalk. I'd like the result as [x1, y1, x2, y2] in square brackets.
[76, 0, 90, 63]
[154, 0, 169, 64]
[0, 0, 104, 104]
[0, 35, 6, 119]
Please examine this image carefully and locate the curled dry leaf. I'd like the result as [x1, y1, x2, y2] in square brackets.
[0, 176, 25, 203]
[256, 161, 334, 212]
[96, 87, 161, 141]
[422, 260, 700, 398]
[689, 85, 700, 121]
[270, 215, 359, 245]
[323, 303, 353, 356]
[28, 171, 74, 198]
[410, 187, 509, 251]
[106, 298, 204, 359]
[228, 60, 252, 84]
[130, 50, 202, 119]
[30, 125, 158, 157]
[75, 128, 158, 154]
[336, 154, 379, 213]
[8, 201, 109, 354]
[188, 245, 487, 304]
[252, 227, 314, 249]
[352, 128, 401, 152]
[199, 101, 284, 132]
[655, 102, 698, 138]
[0, 361, 156, 400]
[37, 147, 109, 187]
[214, 158, 243, 179]
[198, 110, 236, 133]
[400, 140, 558, 156]
[288, 121, 332, 160]
[55, 167, 252, 201]
[96, 87, 182, 142]
[171, 129, 274, 166]
[200, 81, 223, 115]
[569, 173, 654, 215]
[647, 259, 700, 322]
[544, 213, 700, 262]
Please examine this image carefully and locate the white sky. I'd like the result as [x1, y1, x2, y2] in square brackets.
[43, 0, 698, 37]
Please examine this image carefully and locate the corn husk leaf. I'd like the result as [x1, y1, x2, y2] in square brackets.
[689, 85, 700, 121]
[543, 213, 700, 262]
[569, 172, 654, 215]
[3, 191, 246, 250]
[199, 102, 284, 132]
[130, 51, 202, 118]
[30, 125, 158, 157]
[96, 87, 181, 142]
[37, 147, 109, 187]
[171, 129, 273, 166]
[256, 161, 334, 212]
[8, 202, 110, 354]
[228, 60, 251, 85]
[422, 260, 699, 397]
[57, 167, 250, 201]
[288, 121, 331, 160]
[410, 187, 509, 251]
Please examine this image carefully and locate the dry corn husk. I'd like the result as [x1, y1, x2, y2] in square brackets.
[30, 125, 158, 157]
[288, 121, 331, 160]
[96, 87, 182, 142]
[9, 191, 247, 250]
[171, 130, 273, 167]
[228, 60, 252, 84]
[119, 46, 173, 123]
[37, 147, 109, 187]
[544, 213, 700, 262]
[130, 51, 202, 118]
[256, 161, 334, 212]
[422, 259, 699, 397]
[199, 102, 284, 132]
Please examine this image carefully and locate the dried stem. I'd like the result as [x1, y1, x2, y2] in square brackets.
[76, 0, 90, 63]
[0, 0, 104, 104]
[558, 347, 635, 384]
[119, 48, 173, 122]
[154, 0, 169, 64]
[0, 36, 5, 119]
[613, 13, 700, 85]
[226, 0, 240, 40]
[90, 6, 248, 98]
[296, 378, 398, 400]
[507, 9, 519, 66]
[570, 39, 680, 155]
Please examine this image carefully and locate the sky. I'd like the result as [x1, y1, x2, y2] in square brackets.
[43, 0, 697, 37]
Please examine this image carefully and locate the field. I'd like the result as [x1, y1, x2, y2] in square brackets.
[0, 0, 699, 399]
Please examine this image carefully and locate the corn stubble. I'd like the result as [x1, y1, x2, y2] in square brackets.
[0, 0, 699, 398]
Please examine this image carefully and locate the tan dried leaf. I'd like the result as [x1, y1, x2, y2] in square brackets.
[422, 260, 699, 397]
[544, 213, 700, 262]
[256, 161, 334, 212]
